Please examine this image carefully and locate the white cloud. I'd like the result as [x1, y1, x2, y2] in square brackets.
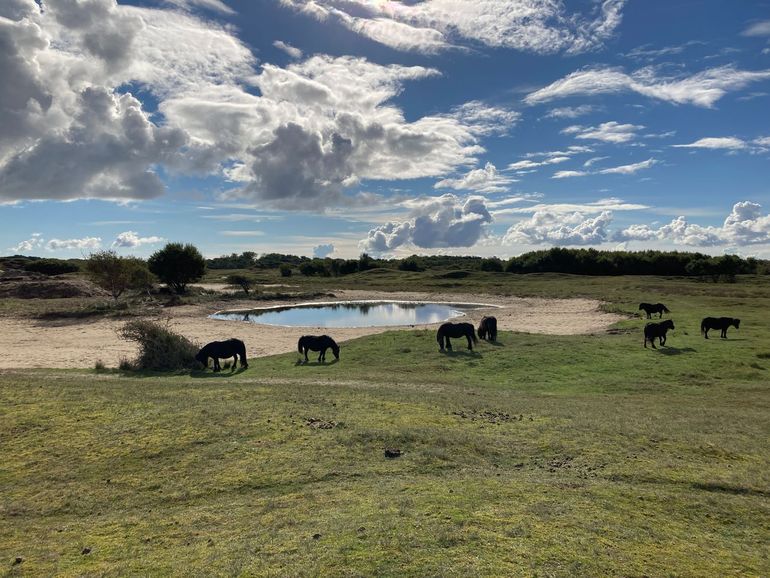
[614, 201, 770, 247]
[492, 198, 648, 218]
[445, 101, 520, 136]
[360, 194, 493, 253]
[503, 210, 613, 245]
[46, 237, 102, 251]
[435, 162, 516, 194]
[163, 0, 236, 15]
[672, 137, 747, 150]
[552, 170, 589, 179]
[583, 156, 608, 167]
[9, 233, 44, 253]
[273, 40, 303, 59]
[598, 158, 657, 174]
[313, 243, 335, 258]
[278, 0, 626, 55]
[742, 20, 770, 37]
[544, 105, 597, 119]
[525, 65, 770, 108]
[112, 231, 165, 248]
[507, 156, 570, 171]
[562, 121, 644, 143]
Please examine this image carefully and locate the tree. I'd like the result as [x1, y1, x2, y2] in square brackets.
[85, 251, 154, 301]
[279, 264, 292, 277]
[226, 273, 255, 295]
[147, 243, 206, 294]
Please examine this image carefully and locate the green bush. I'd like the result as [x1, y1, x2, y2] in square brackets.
[118, 319, 198, 371]
[279, 264, 292, 277]
[85, 250, 155, 300]
[24, 259, 80, 276]
[225, 274, 255, 295]
[148, 243, 205, 294]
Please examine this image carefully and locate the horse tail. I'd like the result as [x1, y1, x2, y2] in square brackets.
[700, 319, 706, 334]
[471, 329, 478, 344]
[297, 337, 303, 353]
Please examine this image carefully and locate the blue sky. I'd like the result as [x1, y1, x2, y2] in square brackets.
[2, 0, 770, 258]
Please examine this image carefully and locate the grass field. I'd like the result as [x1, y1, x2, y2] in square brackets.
[1, 274, 769, 576]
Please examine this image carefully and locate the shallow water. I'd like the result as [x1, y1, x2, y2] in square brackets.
[210, 301, 487, 328]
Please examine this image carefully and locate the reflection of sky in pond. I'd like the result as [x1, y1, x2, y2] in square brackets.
[211, 302, 482, 328]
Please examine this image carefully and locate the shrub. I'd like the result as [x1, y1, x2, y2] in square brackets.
[399, 256, 424, 272]
[480, 258, 504, 272]
[24, 259, 80, 276]
[94, 359, 106, 371]
[279, 264, 292, 277]
[118, 319, 198, 371]
[85, 250, 155, 301]
[225, 274, 255, 295]
[147, 243, 206, 294]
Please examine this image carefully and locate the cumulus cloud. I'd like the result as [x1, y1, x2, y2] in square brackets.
[46, 237, 102, 251]
[278, 0, 626, 55]
[503, 210, 613, 245]
[614, 201, 770, 246]
[435, 163, 515, 194]
[562, 121, 644, 143]
[360, 194, 493, 253]
[112, 231, 165, 248]
[273, 40, 303, 59]
[8, 233, 44, 253]
[525, 65, 770, 108]
[313, 243, 335, 258]
[1, 3, 494, 209]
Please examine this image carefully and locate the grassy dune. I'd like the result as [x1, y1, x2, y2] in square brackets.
[1, 275, 769, 576]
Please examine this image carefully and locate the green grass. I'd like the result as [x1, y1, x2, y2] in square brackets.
[1, 275, 769, 576]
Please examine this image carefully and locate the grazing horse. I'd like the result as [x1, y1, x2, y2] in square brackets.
[298, 335, 340, 363]
[477, 316, 498, 342]
[643, 320, 675, 349]
[437, 322, 477, 352]
[195, 338, 248, 371]
[639, 302, 670, 319]
[701, 317, 740, 339]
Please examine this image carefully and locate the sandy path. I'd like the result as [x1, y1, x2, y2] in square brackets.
[0, 290, 623, 369]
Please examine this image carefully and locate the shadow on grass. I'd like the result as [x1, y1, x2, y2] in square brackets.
[189, 366, 249, 379]
[294, 358, 340, 367]
[655, 346, 698, 355]
[439, 349, 483, 358]
[608, 474, 770, 498]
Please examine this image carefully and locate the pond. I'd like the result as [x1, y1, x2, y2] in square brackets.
[210, 300, 491, 328]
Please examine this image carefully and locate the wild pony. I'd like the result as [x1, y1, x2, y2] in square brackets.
[298, 335, 340, 363]
[195, 338, 248, 371]
[643, 320, 674, 349]
[701, 317, 740, 339]
[437, 322, 477, 352]
[477, 316, 498, 341]
[639, 303, 670, 319]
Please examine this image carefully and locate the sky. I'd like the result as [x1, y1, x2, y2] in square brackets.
[1, 0, 770, 259]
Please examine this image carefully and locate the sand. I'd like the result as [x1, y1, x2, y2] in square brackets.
[0, 289, 624, 369]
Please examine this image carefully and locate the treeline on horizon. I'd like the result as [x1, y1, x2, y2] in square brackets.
[2, 248, 767, 281]
[206, 248, 766, 280]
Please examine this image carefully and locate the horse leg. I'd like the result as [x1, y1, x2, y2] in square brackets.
[231, 355, 237, 371]
[304, 348, 309, 362]
[446, 337, 452, 351]
[721, 328, 727, 338]
[213, 358, 221, 372]
[466, 335, 473, 351]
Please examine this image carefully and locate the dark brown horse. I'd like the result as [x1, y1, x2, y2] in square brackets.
[437, 322, 477, 351]
[701, 317, 740, 339]
[195, 338, 248, 371]
[639, 303, 670, 319]
[298, 335, 340, 363]
[477, 316, 498, 341]
[643, 320, 675, 349]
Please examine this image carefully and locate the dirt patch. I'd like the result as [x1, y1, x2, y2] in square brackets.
[0, 289, 623, 369]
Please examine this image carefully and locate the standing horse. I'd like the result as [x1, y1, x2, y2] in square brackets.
[437, 322, 477, 352]
[643, 320, 675, 349]
[298, 335, 340, 363]
[195, 338, 248, 371]
[701, 317, 740, 339]
[639, 303, 670, 319]
[477, 316, 498, 342]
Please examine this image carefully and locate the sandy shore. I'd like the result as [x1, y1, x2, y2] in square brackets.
[0, 289, 624, 369]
